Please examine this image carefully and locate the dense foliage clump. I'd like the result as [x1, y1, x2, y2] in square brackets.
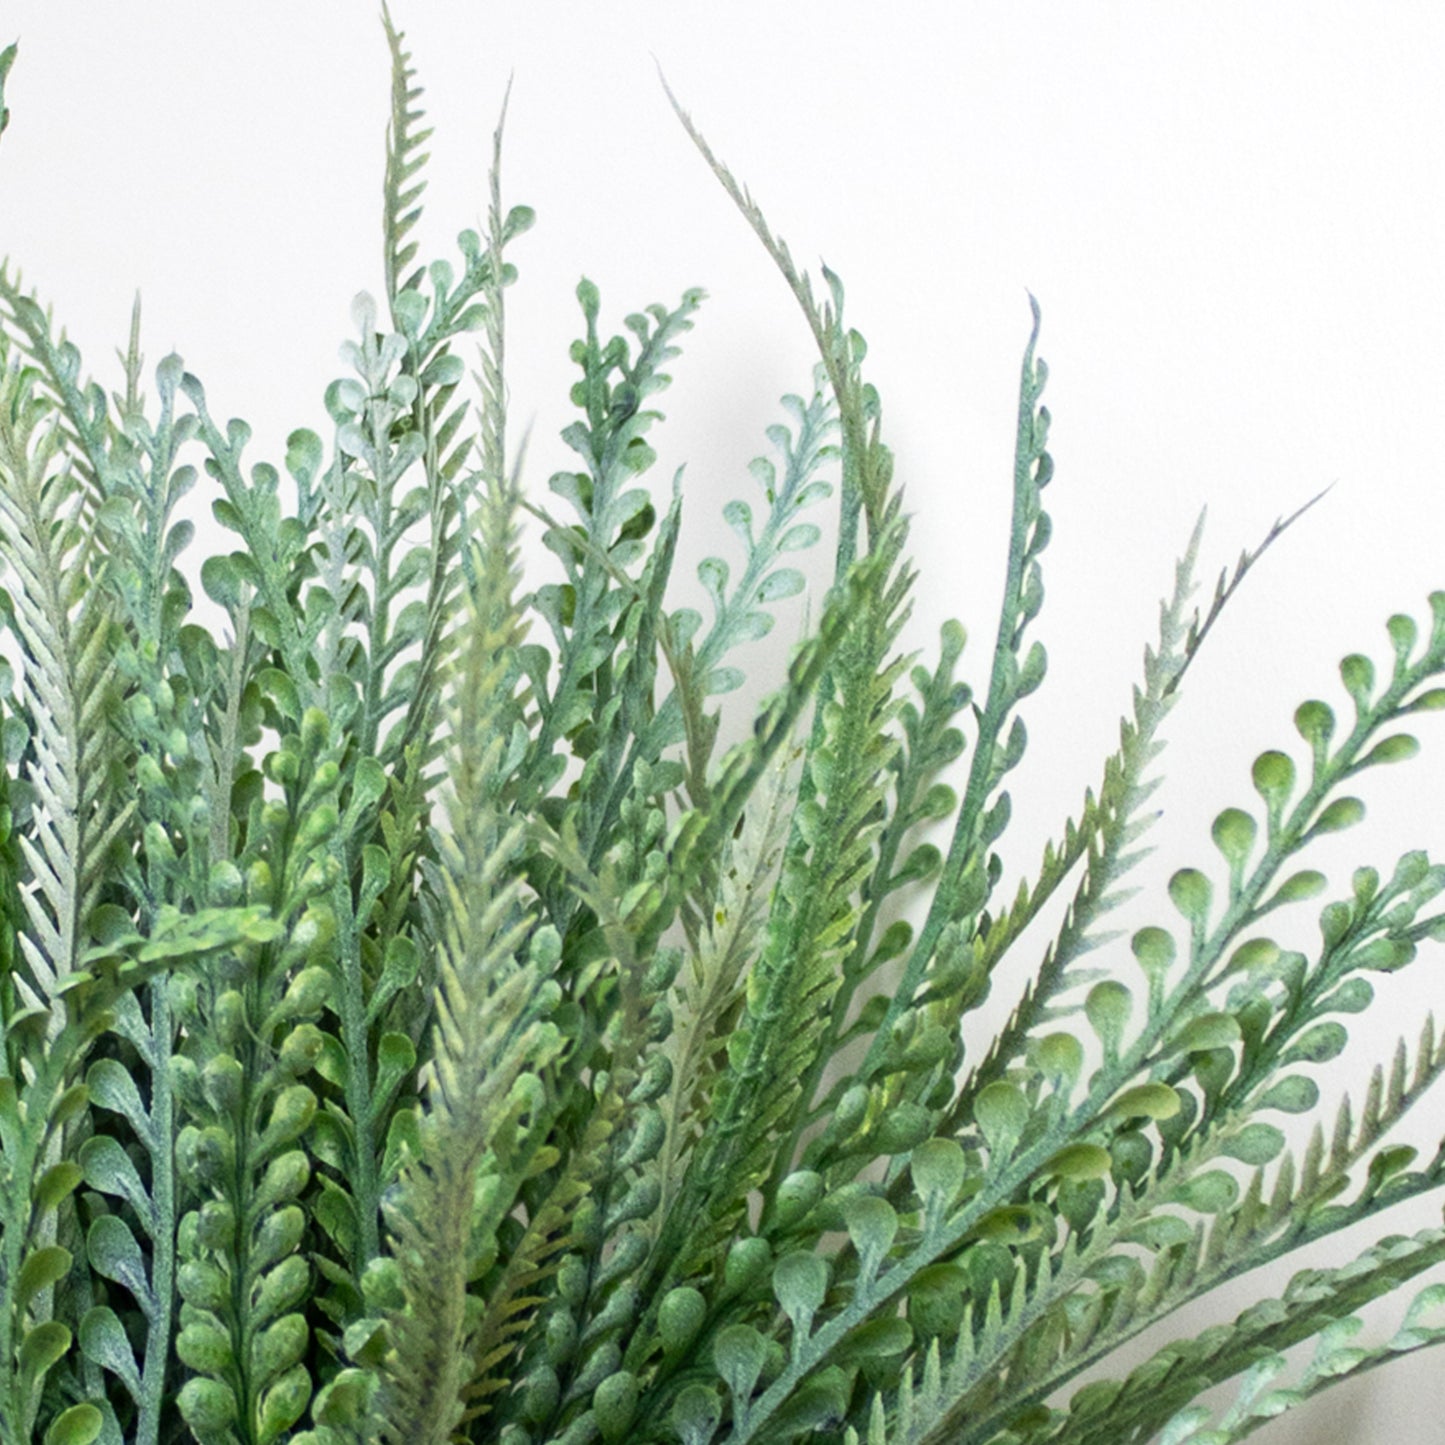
[0, 14, 1442, 1445]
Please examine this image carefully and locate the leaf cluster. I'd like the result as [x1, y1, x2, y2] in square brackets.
[0, 16, 1440, 1445]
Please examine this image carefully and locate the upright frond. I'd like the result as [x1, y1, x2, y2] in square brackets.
[381, 4, 433, 315]
[0, 334, 127, 1026]
[951, 514, 1206, 1115]
[0, 266, 111, 506]
[654, 741, 801, 1221]
[377, 479, 556, 1445]
[861, 299, 1054, 1081]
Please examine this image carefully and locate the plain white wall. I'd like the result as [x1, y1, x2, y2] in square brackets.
[3, 2, 1445, 1439]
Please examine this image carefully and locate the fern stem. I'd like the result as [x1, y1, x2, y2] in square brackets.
[136, 986, 177, 1445]
[935, 1016, 1445, 1442]
[943, 524, 1201, 1133]
[947, 1153, 1445, 1445]
[0, 271, 113, 498]
[733, 795, 1445, 1445]
[332, 881, 383, 1270]
[182, 389, 318, 705]
[0, 1044, 74, 1438]
[859, 299, 1048, 1083]
[1093, 649, 1445, 1116]
[206, 600, 252, 866]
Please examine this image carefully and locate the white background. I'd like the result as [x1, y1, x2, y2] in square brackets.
[4, 2, 1445, 1439]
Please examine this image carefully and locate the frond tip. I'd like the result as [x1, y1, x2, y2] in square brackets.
[381, 2, 434, 309]
[0, 43, 16, 141]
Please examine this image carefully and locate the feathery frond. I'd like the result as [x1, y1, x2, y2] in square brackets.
[0, 19, 1440, 1445]
[381, 4, 433, 315]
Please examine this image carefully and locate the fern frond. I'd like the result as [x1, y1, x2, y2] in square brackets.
[380, 4, 433, 315]
[948, 514, 1205, 1123]
[709, 876, 1445, 1445]
[79, 340, 266, 1443]
[515, 282, 703, 938]
[662, 503, 913, 1276]
[663, 533, 889, 916]
[0, 339, 126, 1028]
[458, 1123, 593, 1426]
[860, 300, 1053, 1087]
[379, 824, 546, 1445]
[1024, 1229, 1445, 1445]
[1059, 593, 1445, 1151]
[654, 372, 836, 805]
[1170, 484, 1332, 697]
[657, 69, 849, 436]
[653, 739, 801, 1223]
[477, 77, 511, 498]
[497, 814, 687, 1441]
[0, 265, 111, 502]
[897, 1000, 1445, 1445]
[1158, 1280, 1445, 1445]
[376, 457, 558, 1443]
[381, 791, 543, 1433]
[376, 99, 532, 769]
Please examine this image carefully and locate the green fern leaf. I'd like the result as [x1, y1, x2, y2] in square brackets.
[380, 5, 433, 314]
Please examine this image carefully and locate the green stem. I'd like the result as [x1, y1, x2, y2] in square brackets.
[332, 878, 382, 1271]
[136, 984, 176, 1445]
[861, 304, 1046, 1083]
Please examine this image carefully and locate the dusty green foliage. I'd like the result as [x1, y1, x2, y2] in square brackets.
[0, 17, 1443, 1445]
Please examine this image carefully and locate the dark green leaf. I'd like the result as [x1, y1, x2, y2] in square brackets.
[1251, 750, 1296, 813]
[1180, 1170, 1239, 1213]
[1106, 1082, 1181, 1121]
[79, 1136, 152, 1225]
[201, 554, 246, 609]
[1211, 806, 1257, 873]
[1311, 796, 1366, 835]
[843, 1195, 898, 1284]
[370, 1032, 416, 1121]
[1033, 1032, 1084, 1091]
[910, 1138, 966, 1219]
[1339, 652, 1374, 709]
[1258, 1074, 1319, 1113]
[1047, 1143, 1112, 1181]
[1170, 1011, 1240, 1054]
[670, 1384, 722, 1445]
[33, 1161, 83, 1219]
[658, 1286, 706, 1357]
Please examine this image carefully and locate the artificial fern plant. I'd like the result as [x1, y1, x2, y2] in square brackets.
[0, 14, 1442, 1445]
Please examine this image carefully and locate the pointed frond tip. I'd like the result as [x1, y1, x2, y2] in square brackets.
[655, 60, 834, 366]
[1169, 481, 1334, 695]
[381, 0, 435, 307]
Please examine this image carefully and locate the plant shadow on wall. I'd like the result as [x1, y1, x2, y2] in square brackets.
[0, 12, 1444, 1445]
